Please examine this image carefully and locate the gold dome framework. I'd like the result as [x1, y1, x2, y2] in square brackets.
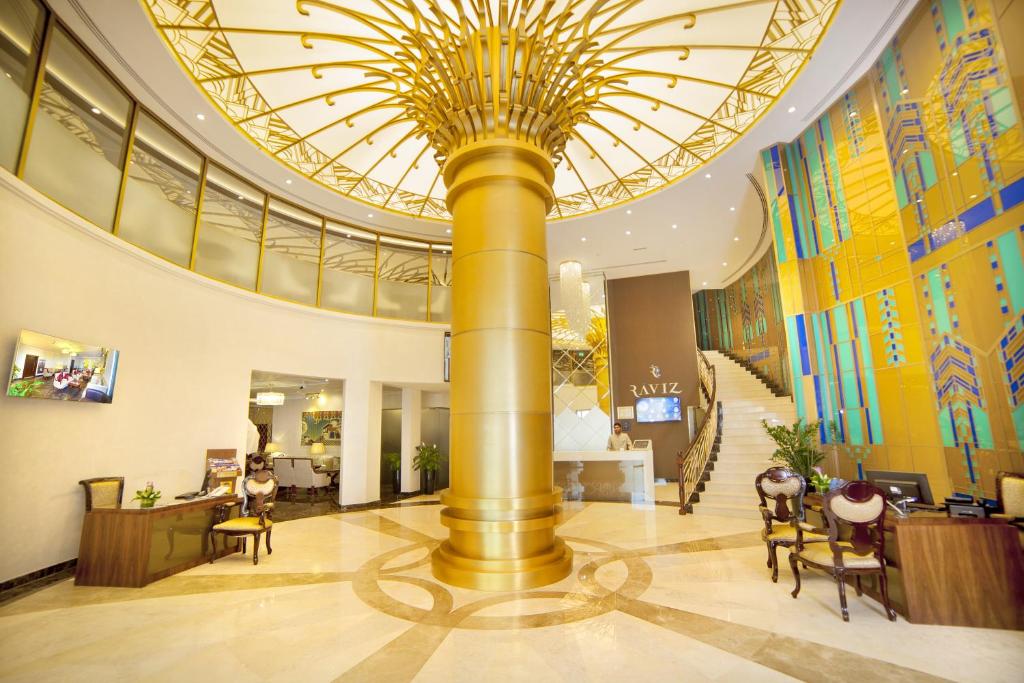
[145, 0, 838, 221]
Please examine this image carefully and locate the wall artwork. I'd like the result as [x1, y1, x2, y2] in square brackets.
[301, 410, 342, 445]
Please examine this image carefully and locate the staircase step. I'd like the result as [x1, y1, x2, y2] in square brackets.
[702, 482, 757, 496]
[691, 502, 763, 520]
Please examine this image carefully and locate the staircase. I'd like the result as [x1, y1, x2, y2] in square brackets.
[692, 350, 796, 520]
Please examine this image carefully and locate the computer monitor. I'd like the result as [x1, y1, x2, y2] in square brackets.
[864, 470, 934, 506]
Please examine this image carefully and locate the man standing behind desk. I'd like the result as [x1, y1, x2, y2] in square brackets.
[607, 422, 632, 451]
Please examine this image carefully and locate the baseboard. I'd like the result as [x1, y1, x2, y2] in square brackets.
[0, 558, 77, 599]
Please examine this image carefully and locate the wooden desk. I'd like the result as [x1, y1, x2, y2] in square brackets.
[76, 495, 240, 588]
[805, 495, 1024, 630]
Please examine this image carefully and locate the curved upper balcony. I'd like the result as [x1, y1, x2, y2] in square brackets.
[0, 0, 452, 323]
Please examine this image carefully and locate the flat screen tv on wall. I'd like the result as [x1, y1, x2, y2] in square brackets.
[635, 396, 682, 423]
[7, 329, 119, 404]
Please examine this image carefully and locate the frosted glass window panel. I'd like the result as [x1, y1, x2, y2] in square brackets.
[430, 249, 452, 323]
[260, 199, 321, 305]
[321, 224, 376, 315]
[195, 164, 264, 289]
[118, 111, 201, 265]
[377, 238, 429, 320]
[0, 0, 44, 171]
[22, 25, 130, 230]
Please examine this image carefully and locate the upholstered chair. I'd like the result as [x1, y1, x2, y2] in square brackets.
[788, 480, 897, 622]
[755, 467, 827, 582]
[994, 472, 1024, 526]
[79, 477, 125, 512]
[209, 471, 278, 566]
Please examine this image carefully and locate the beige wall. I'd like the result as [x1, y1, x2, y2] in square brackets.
[607, 272, 699, 479]
[0, 170, 446, 582]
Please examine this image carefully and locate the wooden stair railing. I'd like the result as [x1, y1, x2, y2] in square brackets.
[677, 349, 720, 514]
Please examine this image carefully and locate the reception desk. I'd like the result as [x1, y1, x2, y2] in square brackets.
[554, 449, 655, 503]
[76, 495, 240, 588]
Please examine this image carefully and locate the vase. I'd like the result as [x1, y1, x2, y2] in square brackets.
[140, 499, 155, 508]
[424, 470, 436, 495]
[391, 469, 401, 495]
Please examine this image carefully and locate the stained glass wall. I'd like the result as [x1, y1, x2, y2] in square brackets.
[761, 0, 1024, 499]
[693, 249, 791, 393]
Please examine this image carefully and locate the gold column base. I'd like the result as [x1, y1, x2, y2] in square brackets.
[431, 488, 573, 591]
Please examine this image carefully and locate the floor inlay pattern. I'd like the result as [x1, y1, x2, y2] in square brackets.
[1, 502, 1021, 682]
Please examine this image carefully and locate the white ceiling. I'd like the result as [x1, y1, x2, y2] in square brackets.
[57, 0, 914, 290]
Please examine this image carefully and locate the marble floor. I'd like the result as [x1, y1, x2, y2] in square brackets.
[1, 501, 1021, 682]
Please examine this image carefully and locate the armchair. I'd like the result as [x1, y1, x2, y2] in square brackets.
[755, 467, 827, 582]
[79, 477, 124, 512]
[788, 480, 897, 622]
[273, 457, 330, 501]
[209, 471, 278, 565]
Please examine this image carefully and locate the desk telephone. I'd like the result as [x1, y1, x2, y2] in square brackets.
[175, 484, 230, 501]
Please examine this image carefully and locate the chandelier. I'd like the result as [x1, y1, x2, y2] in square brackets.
[559, 260, 591, 339]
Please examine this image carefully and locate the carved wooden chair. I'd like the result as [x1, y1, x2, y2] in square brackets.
[79, 477, 124, 512]
[755, 467, 827, 582]
[788, 480, 897, 622]
[209, 470, 278, 566]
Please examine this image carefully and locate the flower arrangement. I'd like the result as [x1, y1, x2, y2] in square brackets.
[132, 482, 162, 508]
[809, 467, 832, 492]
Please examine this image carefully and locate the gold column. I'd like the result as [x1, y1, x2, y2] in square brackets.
[432, 139, 572, 591]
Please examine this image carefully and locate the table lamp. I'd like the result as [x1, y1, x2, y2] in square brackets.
[309, 442, 326, 456]
[264, 441, 282, 454]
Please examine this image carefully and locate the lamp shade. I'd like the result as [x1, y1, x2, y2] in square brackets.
[309, 442, 326, 455]
[264, 441, 282, 454]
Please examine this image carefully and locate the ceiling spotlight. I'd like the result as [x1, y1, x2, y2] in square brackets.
[626, 209, 632, 215]
[704, 173, 712, 179]
[916, 198, 922, 203]
[367, 213, 374, 218]
[581, 237, 587, 242]
[196, 113, 206, 121]
[787, 106, 796, 113]
[951, 171, 958, 177]
[236, 194, 244, 200]
[969, 194, 977, 199]
[345, 233, 352, 238]
[446, 228, 452, 234]
[4, 72, 10, 79]
[734, 236, 739, 241]
[285, 179, 292, 184]
[729, 207, 735, 212]
[722, 261, 727, 267]
[625, 230, 631, 235]
[901, 88, 909, 95]
[849, 111, 858, 118]
[90, 107, 101, 115]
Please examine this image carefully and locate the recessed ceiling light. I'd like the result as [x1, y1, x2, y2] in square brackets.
[787, 106, 796, 113]
[237, 195, 244, 200]
[626, 209, 632, 215]
[704, 173, 712, 179]
[4, 72, 10, 79]
[849, 111, 858, 118]
[901, 88, 909, 95]
[729, 207, 735, 212]
[969, 194, 977, 199]
[90, 107, 101, 115]
[890, 241, 895, 246]
[196, 113, 206, 121]
[285, 179, 292, 184]
[951, 171, 958, 176]
[346, 233, 352, 238]
[722, 261, 727, 267]
[734, 236, 739, 241]
[671, 224, 677, 229]
[625, 230, 631, 235]
[446, 228, 452, 234]
[581, 237, 587, 242]
[916, 198, 922, 203]
[702, 281, 707, 286]
[367, 213, 374, 218]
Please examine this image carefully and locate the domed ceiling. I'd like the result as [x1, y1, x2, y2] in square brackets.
[144, 0, 838, 222]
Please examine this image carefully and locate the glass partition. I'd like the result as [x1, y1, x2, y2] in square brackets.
[377, 237, 430, 320]
[260, 199, 321, 305]
[195, 164, 265, 289]
[118, 110, 202, 266]
[551, 274, 611, 451]
[321, 223, 376, 315]
[6, 7, 452, 323]
[21, 24, 131, 229]
[430, 247, 452, 323]
[0, 0, 45, 171]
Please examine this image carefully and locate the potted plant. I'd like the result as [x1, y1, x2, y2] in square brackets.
[383, 452, 402, 494]
[413, 443, 445, 495]
[132, 482, 162, 508]
[761, 418, 824, 488]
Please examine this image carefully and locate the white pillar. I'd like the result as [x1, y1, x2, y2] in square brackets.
[400, 388, 422, 493]
[340, 378, 383, 505]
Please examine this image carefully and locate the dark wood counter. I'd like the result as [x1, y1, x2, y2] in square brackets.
[804, 495, 1024, 629]
[76, 495, 240, 587]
